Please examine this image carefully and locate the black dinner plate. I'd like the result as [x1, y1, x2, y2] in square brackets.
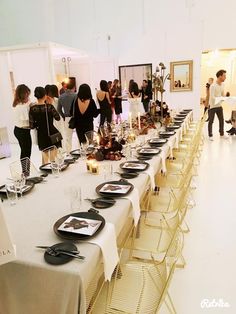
[39, 162, 69, 172]
[148, 138, 168, 147]
[0, 182, 35, 197]
[44, 242, 78, 265]
[173, 120, 183, 125]
[70, 149, 80, 157]
[137, 147, 161, 156]
[118, 172, 139, 179]
[166, 125, 181, 131]
[26, 176, 44, 184]
[96, 179, 134, 198]
[181, 109, 192, 113]
[87, 197, 116, 209]
[176, 113, 188, 117]
[54, 211, 105, 241]
[137, 156, 153, 161]
[174, 116, 185, 121]
[120, 161, 149, 172]
[159, 131, 176, 138]
[44, 242, 79, 265]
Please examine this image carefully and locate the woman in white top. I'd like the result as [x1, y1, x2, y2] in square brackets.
[13, 84, 32, 176]
[128, 81, 144, 117]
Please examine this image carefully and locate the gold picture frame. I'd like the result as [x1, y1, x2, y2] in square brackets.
[170, 60, 193, 92]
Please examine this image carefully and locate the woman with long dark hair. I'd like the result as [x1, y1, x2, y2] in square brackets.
[128, 81, 143, 117]
[112, 79, 122, 123]
[96, 80, 112, 126]
[13, 84, 32, 175]
[71, 84, 100, 143]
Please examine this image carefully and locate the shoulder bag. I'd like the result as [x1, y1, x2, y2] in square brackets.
[45, 105, 63, 144]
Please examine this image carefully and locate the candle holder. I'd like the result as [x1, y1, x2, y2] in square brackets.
[91, 162, 99, 174]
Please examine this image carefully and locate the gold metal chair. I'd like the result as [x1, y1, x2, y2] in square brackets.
[103, 228, 184, 314]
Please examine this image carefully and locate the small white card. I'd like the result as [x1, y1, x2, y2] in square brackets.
[99, 183, 131, 194]
[139, 148, 158, 154]
[122, 162, 146, 170]
[58, 216, 102, 236]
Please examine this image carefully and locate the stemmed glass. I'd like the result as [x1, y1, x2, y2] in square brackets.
[64, 186, 82, 213]
[14, 173, 26, 198]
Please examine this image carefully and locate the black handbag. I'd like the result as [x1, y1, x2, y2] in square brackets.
[45, 105, 63, 145]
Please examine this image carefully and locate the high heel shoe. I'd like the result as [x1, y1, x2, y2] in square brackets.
[226, 127, 236, 135]
[225, 119, 232, 124]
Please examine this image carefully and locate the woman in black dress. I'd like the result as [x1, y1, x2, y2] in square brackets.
[71, 84, 100, 144]
[29, 87, 61, 163]
[112, 79, 122, 123]
[96, 80, 112, 126]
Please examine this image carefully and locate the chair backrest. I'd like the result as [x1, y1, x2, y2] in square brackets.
[9, 157, 39, 178]
[108, 260, 167, 314]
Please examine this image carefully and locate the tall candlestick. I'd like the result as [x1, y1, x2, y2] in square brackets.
[129, 112, 132, 129]
[96, 135, 100, 146]
[138, 112, 141, 130]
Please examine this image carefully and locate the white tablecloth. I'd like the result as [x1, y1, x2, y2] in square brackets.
[0, 111, 191, 314]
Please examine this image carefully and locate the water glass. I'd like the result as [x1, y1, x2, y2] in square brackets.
[51, 162, 60, 178]
[65, 186, 82, 212]
[5, 183, 18, 206]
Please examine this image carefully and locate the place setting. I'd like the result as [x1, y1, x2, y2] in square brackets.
[0, 176, 35, 204]
[148, 138, 168, 147]
[36, 242, 85, 265]
[158, 130, 176, 138]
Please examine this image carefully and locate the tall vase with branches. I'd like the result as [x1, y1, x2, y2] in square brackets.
[152, 62, 171, 120]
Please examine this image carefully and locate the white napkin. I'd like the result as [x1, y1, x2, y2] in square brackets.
[144, 165, 155, 189]
[123, 188, 140, 226]
[0, 207, 16, 266]
[89, 222, 119, 281]
[160, 151, 167, 173]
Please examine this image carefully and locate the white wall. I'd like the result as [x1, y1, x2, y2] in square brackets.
[2, 0, 236, 119]
[0, 47, 52, 142]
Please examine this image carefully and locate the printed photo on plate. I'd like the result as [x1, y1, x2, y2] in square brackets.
[99, 183, 131, 194]
[58, 216, 102, 236]
[122, 162, 146, 170]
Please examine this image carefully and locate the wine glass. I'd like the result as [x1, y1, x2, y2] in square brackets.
[64, 186, 82, 213]
[14, 173, 26, 198]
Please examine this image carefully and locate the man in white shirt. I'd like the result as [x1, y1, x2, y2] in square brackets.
[208, 69, 226, 140]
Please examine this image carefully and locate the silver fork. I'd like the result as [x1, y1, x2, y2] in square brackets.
[46, 247, 85, 260]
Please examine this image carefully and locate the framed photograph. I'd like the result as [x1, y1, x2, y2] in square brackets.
[170, 60, 193, 92]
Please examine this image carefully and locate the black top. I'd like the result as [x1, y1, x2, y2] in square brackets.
[29, 104, 61, 150]
[72, 98, 99, 129]
[97, 94, 111, 111]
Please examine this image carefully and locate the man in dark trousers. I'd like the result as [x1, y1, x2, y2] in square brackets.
[208, 69, 228, 140]
[141, 80, 152, 112]
[58, 79, 76, 153]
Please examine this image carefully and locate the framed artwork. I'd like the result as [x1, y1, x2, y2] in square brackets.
[118, 63, 152, 90]
[170, 60, 193, 92]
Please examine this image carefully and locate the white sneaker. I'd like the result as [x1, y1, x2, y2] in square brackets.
[209, 136, 214, 141]
[220, 135, 229, 139]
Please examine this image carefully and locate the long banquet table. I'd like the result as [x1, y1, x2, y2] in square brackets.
[0, 112, 192, 314]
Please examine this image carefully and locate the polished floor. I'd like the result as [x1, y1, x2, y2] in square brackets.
[1, 119, 236, 314]
[162, 125, 236, 314]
